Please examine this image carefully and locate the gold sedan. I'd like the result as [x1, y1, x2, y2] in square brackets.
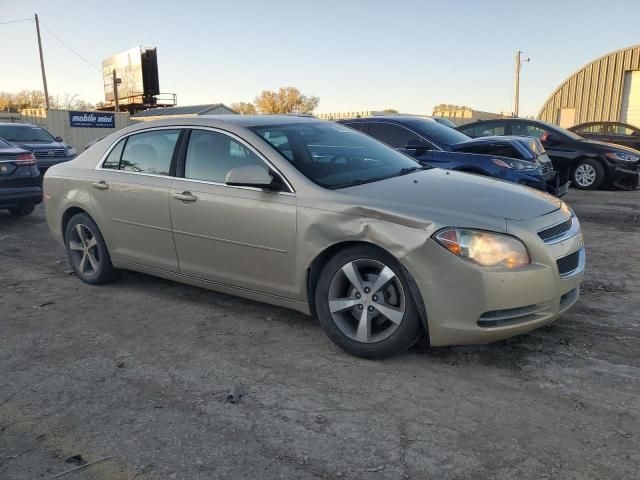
[43, 116, 584, 358]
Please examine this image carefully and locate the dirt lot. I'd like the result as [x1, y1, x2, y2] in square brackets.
[1, 189, 639, 480]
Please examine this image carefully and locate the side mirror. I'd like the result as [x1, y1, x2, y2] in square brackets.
[54, 136, 63, 142]
[225, 164, 280, 190]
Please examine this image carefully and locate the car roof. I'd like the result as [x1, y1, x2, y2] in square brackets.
[340, 115, 438, 123]
[197, 114, 322, 127]
[572, 121, 637, 127]
[0, 122, 41, 127]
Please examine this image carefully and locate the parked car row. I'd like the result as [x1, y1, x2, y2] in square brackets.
[41, 115, 586, 359]
[338, 116, 569, 196]
[0, 123, 76, 216]
[457, 118, 640, 190]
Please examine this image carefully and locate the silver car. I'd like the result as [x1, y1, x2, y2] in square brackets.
[43, 116, 585, 358]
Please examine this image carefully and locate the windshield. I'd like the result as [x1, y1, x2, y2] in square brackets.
[409, 119, 470, 146]
[251, 122, 423, 189]
[0, 125, 56, 143]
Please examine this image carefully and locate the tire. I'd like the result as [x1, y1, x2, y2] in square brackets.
[315, 245, 423, 359]
[8, 203, 35, 216]
[572, 158, 605, 190]
[64, 213, 115, 285]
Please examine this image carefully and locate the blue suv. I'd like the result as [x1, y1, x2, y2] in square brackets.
[0, 123, 76, 178]
[338, 116, 568, 196]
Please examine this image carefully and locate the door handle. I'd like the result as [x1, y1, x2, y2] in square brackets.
[92, 180, 109, 190]
[172, 191, 197, 202]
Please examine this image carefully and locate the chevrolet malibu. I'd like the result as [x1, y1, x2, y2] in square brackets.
[43, 116, 585, 358]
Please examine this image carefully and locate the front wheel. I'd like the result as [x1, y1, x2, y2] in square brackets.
[572, 158, 605, 190]
[65, 213, 115, 285]
[8, 203, 35, 216]
[315, 245, 423, 359]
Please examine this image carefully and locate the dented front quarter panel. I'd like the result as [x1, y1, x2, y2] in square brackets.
[293, 185, 509, 303]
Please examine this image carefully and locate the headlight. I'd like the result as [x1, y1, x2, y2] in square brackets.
[605, 151, 639, 163]
[67, 147, 77, 156]
[492, 157, 539, 171]
[434, 228, 530, 268]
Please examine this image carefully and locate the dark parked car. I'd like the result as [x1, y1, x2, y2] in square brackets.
[0, 137, 42, 216]
[569, 121, 640, 150]
[0, 123, 76, 178]
[339, 116, 567, 196]
[458, 118, 640, 190]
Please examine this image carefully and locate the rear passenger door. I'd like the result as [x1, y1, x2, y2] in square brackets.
[92, 128, 182, 272]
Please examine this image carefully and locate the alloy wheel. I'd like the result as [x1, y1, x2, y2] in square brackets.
[327, 259, 406, 343]
[574, 163, 597, 187]
[68, 224, 100, 276]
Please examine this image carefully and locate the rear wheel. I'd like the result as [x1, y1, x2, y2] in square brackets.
[572, 158, 605, 190]
[8, 203, 35, 216]
[65, 213, 115, 285]
[315, 245, 423, 359]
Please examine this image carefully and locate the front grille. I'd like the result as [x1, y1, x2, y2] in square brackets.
[541, 163, 553, 174]
[538, 217, 572, 242]
[557, 250, 581, 275]
[34, 149, 66, 158]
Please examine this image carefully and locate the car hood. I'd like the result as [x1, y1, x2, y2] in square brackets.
[339, 168, 562, 222]
[579, 139, 640, 156]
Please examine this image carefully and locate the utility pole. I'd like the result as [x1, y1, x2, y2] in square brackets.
[34, 14, 50, 109]
[112, 69, 121, 112]
[513, 50, 529, 118]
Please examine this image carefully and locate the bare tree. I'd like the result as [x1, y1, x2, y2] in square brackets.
[231, 102, 257, 115]
[254, 87, 319, 114]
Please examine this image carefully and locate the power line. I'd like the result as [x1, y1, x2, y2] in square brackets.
[40, 21, 102, 73]
[0, 17, 33, 25]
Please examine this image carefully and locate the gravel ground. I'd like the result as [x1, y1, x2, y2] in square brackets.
[1, 189, 639, 480]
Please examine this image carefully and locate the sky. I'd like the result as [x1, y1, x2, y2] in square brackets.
[1, 0, 639, 117]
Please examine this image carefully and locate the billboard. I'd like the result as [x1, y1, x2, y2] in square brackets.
[69, 111, 115, 128]
[103, 46, 144, 104]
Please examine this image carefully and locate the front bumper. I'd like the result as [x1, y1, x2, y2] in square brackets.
[544, 169, 570, 197]
[609, 162, 640, 190]
[0, 187, 43, 207]
[36, 156, 75, 175]
[402, 208, 584, 346]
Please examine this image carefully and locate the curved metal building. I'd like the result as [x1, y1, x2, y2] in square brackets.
[538, 45, 640, 128]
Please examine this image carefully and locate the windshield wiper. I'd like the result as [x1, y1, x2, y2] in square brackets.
[330, 175, 394, 189]
[397, 166, 423, 176]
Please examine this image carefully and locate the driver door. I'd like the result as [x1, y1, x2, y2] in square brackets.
[169, 129, 296, 298]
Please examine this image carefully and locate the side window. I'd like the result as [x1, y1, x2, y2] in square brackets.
[367, 123, 422, 148]
[511, 123, 547, 139]
[610, 124, 635, 135]
[575, 124, 603, 134]
[342, 122, 365, 132]
[102, 139, 125, 169]
[120, 130, 180, 175]
[185, 130, 267, 183]
[472, 123, 505, 137]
